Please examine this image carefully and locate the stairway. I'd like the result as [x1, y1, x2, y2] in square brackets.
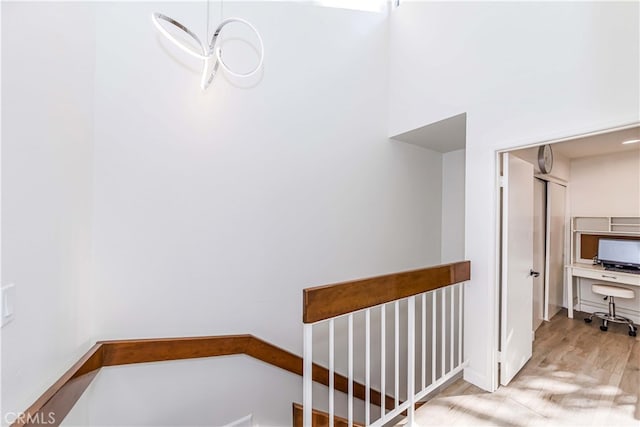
[292, 403, 364, 427]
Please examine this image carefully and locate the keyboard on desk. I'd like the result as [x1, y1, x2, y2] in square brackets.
[604, 266, 640, 275]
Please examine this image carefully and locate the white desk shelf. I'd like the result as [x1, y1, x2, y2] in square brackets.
[567, 216, 640, 322]
[611, 217, 640, 233]
[573, 216, 640, 235]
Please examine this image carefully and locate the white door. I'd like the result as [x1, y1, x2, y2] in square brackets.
[500, 153, 534, 386]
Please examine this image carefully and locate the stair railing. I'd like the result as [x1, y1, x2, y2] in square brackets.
[302, 261, 471, 427]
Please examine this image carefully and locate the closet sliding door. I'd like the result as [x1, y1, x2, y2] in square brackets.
[533, 179, 546, 331]
[545, 182, 566, 320]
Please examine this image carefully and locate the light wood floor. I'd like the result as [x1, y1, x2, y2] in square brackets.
[410, 310, 639, 426]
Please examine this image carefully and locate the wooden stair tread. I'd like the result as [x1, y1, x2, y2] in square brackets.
[292, 403, 365, 427]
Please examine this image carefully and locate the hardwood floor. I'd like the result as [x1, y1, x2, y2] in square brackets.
[409, 310, 639, 426]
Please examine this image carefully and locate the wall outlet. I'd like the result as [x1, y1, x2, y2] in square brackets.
[1, 283, 16, 327]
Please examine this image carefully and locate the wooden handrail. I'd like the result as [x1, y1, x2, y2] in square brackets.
[13, 335, 394, 427]
[13, 344, 104, 427]
[15, 264, 472, 425]
[303, 261, 471, 323]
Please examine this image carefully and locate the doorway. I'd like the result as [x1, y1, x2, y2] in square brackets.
[496, 124, 639, 387]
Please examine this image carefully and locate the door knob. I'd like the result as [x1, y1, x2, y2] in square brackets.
[529, 269, 540, 278]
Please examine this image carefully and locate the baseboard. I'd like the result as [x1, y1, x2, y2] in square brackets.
[419, 370, 464, 403]
[462, 366, 494, 392]
[578, 301, 639, 324]
[392, 370, 466, 426]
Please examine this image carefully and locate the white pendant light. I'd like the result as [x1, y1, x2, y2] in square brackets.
[151, 4, 264, 90]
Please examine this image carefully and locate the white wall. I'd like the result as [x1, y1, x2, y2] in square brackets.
[8, 0, 632, 420]
[83, 1, 443, 422]
[390, 1, 640, 391]
[441, 149, 465, 263]
[63, 356, 360, 427]
[91, 0, 442, 346]
[570, 150, 640, 323]
[570, 150, 640, 217]
[1, 2, 95, 422]
[1, 1, 448, 423]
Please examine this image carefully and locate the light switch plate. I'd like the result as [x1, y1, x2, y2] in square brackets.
[1, 283, 16, 327]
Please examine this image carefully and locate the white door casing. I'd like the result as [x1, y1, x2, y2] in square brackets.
[500, 153, 534, 386]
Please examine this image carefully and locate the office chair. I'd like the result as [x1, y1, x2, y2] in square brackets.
[585, 284, 637, 336]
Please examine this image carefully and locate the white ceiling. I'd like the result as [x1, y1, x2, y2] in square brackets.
[390, 113, 466, 153]
[551, 126, 640, 159]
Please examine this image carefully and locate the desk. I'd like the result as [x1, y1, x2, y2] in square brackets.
[565, 264, 640, 318]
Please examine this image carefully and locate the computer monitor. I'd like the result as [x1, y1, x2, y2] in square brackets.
[598, 238, 640, 270]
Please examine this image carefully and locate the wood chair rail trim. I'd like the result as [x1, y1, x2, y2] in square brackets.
[303, 261, 471, 323]
[14, 335, 393, 427]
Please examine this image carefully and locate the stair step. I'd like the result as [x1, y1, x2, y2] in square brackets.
[292, 403, 364, 427]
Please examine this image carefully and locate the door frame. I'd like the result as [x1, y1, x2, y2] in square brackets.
[491, 123, 637, 390]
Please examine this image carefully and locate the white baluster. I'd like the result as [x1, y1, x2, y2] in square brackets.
[329, 318, 335, 427]
[303, 323, 313, 427]
[348, 314, 353, 427]
[431, 291, 436, 384]
[450, 286, 454, 373]
[380, 305, 386, 418]
[394, 300, 399, 409]
[407, 296, 416, 425]
[365, 309, 370, 425]
[441, 289, 445, 378]
[459, 283, 464, 366]
[421, 293, 426, 390]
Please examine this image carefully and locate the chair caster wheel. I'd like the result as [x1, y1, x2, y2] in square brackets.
[600, 325, 608, 332]
[630, 330, 637, 337]
[584, 318, 592, 323]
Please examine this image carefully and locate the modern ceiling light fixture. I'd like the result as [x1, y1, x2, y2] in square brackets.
[151, 3, 264, 90]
